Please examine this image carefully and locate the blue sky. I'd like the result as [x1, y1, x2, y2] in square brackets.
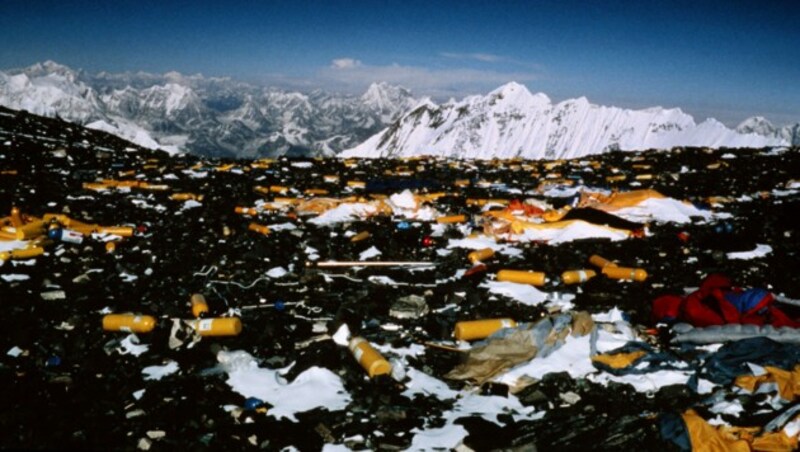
[1, 0, 798, 125]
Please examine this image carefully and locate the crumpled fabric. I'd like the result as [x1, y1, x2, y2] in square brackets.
[445, 312, 595, 384]
[661, 409, 798, 452]
[697, 337, 800, 386]
[579, 189, 666, 211]
[735, 365, 800, 402]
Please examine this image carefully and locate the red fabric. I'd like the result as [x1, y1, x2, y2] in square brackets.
[652, 274, 800, 328]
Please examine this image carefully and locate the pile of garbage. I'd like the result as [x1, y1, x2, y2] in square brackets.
[2, 107, 800, 450]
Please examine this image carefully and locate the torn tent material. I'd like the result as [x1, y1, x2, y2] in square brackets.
[653, 274, 800, 328]
[660, 409, 799, 452]
[671, 323, 800, 345]
[696, 337, 800, 386]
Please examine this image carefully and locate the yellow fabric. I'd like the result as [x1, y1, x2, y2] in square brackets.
[682, 410, 799, 452]
[509, 219, 631, 237]
[580, 189, 666, 211]
[734, 365, 800, 402]
[682, 410, 751, 452]
[542, 208, 569, 222]
[751, 431, 797, 452]
[591, 350, 647, 370]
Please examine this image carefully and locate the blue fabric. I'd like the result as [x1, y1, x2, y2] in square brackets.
[698, 337, 800, 385]
[724, 288, 769, 314]
[659, 412, 692, 451]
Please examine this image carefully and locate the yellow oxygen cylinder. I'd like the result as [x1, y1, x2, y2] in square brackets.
[589, 254, 617, 269]
[496, 269, 547, 286]
[235, 206, 258, 216]
[190, 318, 242, 336]
[0, 247, 45, 261]
[467, 248, 495, 264]
[561, 269, 597, 285]
[348, 337, 392, 378]
[15, 220, 46, 240]
[350, 231, 371, 242]
[191, 294, 209, 318]
[248, 223, 270, 235]
[102, 314, 157, 333]
[454, 318, 517, 341]
[436, 214, 467, 224]
[602, 266, 648, 282]
[10, 207, 23, 228]
[98, 226, 134, 237]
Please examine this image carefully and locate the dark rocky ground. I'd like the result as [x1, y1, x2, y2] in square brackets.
[0, 106, 799, 450]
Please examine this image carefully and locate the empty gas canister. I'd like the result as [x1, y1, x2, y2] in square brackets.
[561, 269, 597, 285]
[496, 269, 547, 286]
[348, 337, 392, 378]
[454, 318, 517, 341]
[602, 266, 648, 282]
[191, 294, 209, 318]
[102, 314, 156, 333]
[468, 248, 494, 264]
[589, 255, 617, 269]
[190, 317, 242, 336]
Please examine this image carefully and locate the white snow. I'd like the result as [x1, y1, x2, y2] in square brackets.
[614, 197, 714, 223]
[142, 361, 179, 381]
[727, 244, 773, 260]
[307, 203, 378, 226]
[218, 350, 351, 422]
[517, 221, 630, 244]
[481, 280, 549, 306]
[341, 82, 786, 159]
[358, 246, 382, 260]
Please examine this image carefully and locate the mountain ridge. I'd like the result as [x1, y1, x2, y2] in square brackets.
[341, 81, 793, 159]
[1, 62, 797, 158]
[0, 61, 416, 157]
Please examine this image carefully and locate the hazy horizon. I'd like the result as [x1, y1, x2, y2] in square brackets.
[1, 0, 798, 127]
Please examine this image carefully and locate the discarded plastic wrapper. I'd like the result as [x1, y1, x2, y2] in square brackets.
[602, 266, 648, 281]
[561, 269, 597, 284]
[0, 246, 45, 261]
[454, 318, 517, 341]
[191, 294, 209, 318]
[468, 247, 494, 264]
[496, 269, 547, 286]
[102, 314, 156, 333]
[436, 214, 467, 224]
[350, 231, 370, 243]
[589, 254, 618, 269]
[190, 317, 242, 336]
[348, 337, 392, 378]
[248, 223, 270, 235]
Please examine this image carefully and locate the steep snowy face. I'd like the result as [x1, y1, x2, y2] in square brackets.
[0, 69, 100, 123]
[737, 116, 800, 146]
[341, 82, 787, 159]
[361, 82, 416, 122]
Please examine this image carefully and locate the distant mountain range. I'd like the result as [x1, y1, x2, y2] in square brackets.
[0, 61, 415, 157]
[342, 82, 796, 159]
[1, 61, 797, 158]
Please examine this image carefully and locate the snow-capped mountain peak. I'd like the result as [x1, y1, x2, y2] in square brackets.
[341, 82, 788, 159]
